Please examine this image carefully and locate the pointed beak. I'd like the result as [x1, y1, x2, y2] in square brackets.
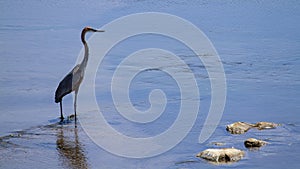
[96, 30, 105, 32]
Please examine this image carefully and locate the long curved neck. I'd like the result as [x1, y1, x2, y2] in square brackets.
[81, 43, 89, 66]
[81, 29, 87, 44]
[80, 31, 89, 70]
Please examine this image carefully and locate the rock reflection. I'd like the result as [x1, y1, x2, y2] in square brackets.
[56, 125, 88, 169]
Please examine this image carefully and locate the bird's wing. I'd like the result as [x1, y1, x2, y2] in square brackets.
[54, 65, 80, 103]
[55, 73, 73, 103]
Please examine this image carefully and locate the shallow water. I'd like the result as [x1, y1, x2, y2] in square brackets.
[1, 0, 300, 168]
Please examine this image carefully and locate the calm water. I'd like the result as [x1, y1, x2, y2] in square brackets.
[1, 1, 300, 168]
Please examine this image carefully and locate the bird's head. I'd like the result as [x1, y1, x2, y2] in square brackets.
[81, 26, 105, 44]
[83, 26, 105, 33]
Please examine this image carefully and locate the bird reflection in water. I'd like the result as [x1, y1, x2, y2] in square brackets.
[56, 125, 89, 169]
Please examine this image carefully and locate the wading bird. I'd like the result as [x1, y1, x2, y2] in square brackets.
[55, 27, 104, 121]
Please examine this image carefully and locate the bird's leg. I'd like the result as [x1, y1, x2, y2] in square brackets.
[60, 101, 64, 121]
[74, 90, 78, 122]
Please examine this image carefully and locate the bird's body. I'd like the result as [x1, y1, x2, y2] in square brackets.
[55, 65, 80, 103]
[55, 27, 104, 120]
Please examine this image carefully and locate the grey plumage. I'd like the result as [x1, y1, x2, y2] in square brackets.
[55, 65, 79, 103]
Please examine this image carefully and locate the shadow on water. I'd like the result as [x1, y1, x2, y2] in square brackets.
[56, 123, 89, 169]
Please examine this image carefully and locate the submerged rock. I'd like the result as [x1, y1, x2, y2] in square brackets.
[210, 142, 226, 146]
[196, 148, 245, 163]
[254, 122, 279, 130]
[226, 122, 255, 134]
[244, 138, 267, 148]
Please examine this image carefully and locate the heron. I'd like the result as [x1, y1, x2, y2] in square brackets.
[55, 27, 104, 121]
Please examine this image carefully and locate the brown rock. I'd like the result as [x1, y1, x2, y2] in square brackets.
[244, 138, 267, 148]
[226, 122, 255, 134]
[254, 122, 279, 130]
[196, 148, 245, 163]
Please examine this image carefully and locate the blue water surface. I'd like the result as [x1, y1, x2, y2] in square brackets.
[0, 1, 300, 169]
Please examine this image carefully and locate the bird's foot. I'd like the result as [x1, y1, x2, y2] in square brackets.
[69, 114, 75, 119]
